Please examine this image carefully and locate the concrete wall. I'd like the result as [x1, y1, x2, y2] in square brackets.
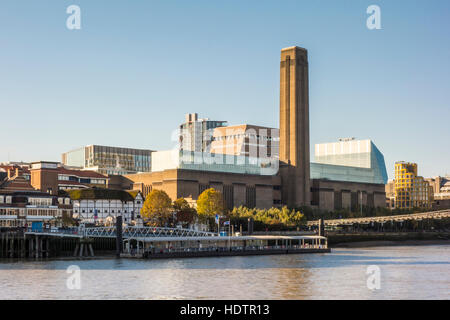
[311, 179, 386, 212]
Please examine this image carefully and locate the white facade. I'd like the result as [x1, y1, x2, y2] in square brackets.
[315, 139, 372, 168]
[0, 193, 72, 228]
[72, 193, 144, 224]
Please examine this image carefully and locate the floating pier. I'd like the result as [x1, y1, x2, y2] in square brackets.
[1, 226, 329, 259]
[121, 235, 330, 259]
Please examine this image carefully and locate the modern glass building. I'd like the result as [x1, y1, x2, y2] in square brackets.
[151, 149, 279, 176]
[310, 138, 388, 184]
[62, 145, 153, 175]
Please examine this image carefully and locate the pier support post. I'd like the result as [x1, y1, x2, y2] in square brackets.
[9, 236, 14, 258]
[29, 237, 34, 258]
[73, 243, 79, 257]
[116, 216, 123, 258]
[35, 235, 39, 259]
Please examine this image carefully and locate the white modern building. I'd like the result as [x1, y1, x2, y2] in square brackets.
[311, 138, 388, 184]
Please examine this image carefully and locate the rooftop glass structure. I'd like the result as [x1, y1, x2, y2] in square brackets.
[151, 150, 279, 176]
[311, 139, 388, 184]
[62, 145, 153, 175]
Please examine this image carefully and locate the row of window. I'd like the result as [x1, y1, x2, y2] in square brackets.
[74, 209, 136, 214]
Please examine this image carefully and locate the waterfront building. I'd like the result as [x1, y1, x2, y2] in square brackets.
[394, 162, 433, 209]
[29, 161, 109, 194]
[62, 145, 153, 175]
[179, 113, 227, 153]
[118, 169, 281, 210]
[0, 191, 72, 228]
[425, 176, 450, 210]
[68, 188, 144, 224]
[426, 176, 450, 200]
[110, 46, 387, 213]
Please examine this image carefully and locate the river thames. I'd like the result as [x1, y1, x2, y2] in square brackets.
[0, 245, 449, 300]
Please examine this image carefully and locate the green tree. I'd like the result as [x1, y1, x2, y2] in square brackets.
[197, 188, 224, 223]
[229, 206, 305, 230]
[140, 189, 173, 226]
[173, 198, 197, 226]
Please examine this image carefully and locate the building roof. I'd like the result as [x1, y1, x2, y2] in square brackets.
[0, 164, 30, 175]
[57, 167, 107, 179]
[0, 190, 56, 197]
[0, 168, 35, 192]
[67, 188, 137, 202]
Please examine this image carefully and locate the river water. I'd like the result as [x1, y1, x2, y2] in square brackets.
[0, 245, 448, 300]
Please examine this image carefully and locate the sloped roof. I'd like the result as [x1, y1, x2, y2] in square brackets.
[0, 176, 35, 192]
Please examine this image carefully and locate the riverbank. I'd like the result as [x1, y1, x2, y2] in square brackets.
[328, 231, 450, 248]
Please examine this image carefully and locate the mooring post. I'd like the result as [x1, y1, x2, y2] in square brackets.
[116, 216, 123, 258]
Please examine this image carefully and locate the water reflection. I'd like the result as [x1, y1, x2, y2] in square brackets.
[0, 245, 449, 299]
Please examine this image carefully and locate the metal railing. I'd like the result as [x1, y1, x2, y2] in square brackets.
[84, 226, 217, 238]
[23, 226, 217, 239]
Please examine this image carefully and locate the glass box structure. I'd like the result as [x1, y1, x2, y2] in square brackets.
[62, 145, 153, 175]
[151, 149, 279, 176]
[310, 139, 388, 184]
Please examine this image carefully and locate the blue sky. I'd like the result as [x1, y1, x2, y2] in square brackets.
[1, 0, 449, 179]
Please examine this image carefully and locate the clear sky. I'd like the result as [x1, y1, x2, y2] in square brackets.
[1, 0, 449, 179]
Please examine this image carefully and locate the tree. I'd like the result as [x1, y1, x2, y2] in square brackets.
[173, 198, 197, 226]
[196, 188, 224, 223]
[229, 206, 306, 230]
[140, 189, 172, 226]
